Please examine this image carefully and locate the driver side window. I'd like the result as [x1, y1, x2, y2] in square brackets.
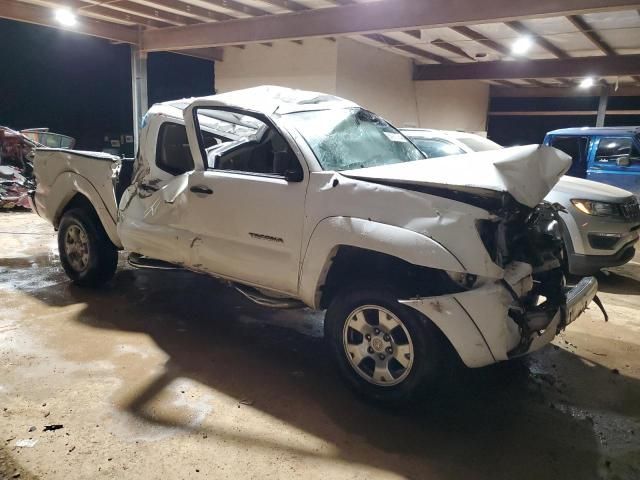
[216, 129, 299, 176]
[595, 137, 639, 165]
[194, 107, 302, 178]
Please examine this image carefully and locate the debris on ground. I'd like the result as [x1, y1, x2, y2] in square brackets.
[238, 398, 254, 406]
[43, 424, 63, 432]
[612, 368, 620, 375]
[27, 426, 35, 432]
[15, 439, 38, 448]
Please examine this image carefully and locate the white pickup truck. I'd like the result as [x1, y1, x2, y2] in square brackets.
[31, 86, 599, 403]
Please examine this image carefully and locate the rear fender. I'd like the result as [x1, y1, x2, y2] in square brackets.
[40, 172, 121, 247]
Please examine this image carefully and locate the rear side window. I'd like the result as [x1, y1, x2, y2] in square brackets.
[411, 138, 465, 158]
[595, 137, 640, 165]
[549, 136, 589, 176]
[156, 123, 195, 175]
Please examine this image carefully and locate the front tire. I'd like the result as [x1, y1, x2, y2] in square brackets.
[325, 285, 441, 404]
[58, 208, 118, 287]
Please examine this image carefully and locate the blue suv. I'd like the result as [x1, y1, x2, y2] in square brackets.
[544, 127, 640, 197]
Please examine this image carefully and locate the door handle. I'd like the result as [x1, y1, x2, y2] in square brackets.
[190, 185, 213, 195]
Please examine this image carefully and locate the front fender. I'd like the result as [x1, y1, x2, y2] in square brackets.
[36, 172, 121, 248]
[298, 216, 466, 308]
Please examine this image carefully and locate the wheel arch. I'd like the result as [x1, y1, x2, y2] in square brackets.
[298, 217, 466, 309]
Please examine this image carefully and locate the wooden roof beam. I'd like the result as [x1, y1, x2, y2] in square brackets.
[450, 25, 510, 56]
[363, 33, 451, 63]
[414, 54, 640, 80]
[566, 14, 617, 55]
[0, 0, 138, 43]
[142, 0, 640, 51]
[505, 20, 570, 58]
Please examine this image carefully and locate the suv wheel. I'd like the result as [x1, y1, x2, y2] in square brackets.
[58, 208, 118, 287]
[325, 285, 441, 404]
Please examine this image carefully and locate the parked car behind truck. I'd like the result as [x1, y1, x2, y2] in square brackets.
[544, 127, 640, 197]
[31, 86, 598, 403]
[401, 128, 640, 276]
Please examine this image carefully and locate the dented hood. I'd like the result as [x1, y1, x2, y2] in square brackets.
[344, 144, 571, 208]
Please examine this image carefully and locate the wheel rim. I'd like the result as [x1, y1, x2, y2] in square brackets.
[64, 224, 90, 272]
[342, 305, 415, 387]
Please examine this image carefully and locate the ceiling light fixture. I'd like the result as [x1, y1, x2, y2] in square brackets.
[511, 36, 532, 55]
[55, 8, 77, 27]
[579, 77, 595, 89]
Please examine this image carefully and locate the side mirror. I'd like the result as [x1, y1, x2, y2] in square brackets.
[617, 155, 631, 167]
[284, 167, 304, 182]
[274, 151, 303, 182]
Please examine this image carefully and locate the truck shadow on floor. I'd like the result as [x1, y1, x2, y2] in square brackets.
[3, 256, 640, 479]
[597, 261, 640, 295]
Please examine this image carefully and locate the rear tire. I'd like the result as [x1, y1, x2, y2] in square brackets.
[325, 284, 442, 405]
[58, 208, 118, 287]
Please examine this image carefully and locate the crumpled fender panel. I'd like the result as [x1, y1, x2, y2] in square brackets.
[400, 262, 533, 368]
[298, 216, 466, 308]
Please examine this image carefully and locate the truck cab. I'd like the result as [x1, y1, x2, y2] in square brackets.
[544, 127, 640, 197]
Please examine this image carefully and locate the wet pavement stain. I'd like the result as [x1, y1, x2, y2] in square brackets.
[1, 211, 640, 479]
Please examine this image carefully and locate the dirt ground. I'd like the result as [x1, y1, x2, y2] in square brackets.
[0, 210, 639, 480]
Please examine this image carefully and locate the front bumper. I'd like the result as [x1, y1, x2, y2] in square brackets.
[400, 264, 598, 368]
[560, 206, 640, 275]
[567, 241, 636, 276]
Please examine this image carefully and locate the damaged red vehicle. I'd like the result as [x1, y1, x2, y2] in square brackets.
[0, 127, 74, 209]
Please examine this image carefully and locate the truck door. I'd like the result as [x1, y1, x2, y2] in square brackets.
[177, 103, 308, 295]
[587, 136, 640, 196]
[547, 135, 590, 178]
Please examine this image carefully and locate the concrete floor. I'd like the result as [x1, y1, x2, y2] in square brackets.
[0, 211, 639, 480]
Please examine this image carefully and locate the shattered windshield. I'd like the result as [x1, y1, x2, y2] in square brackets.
[288, 108, 424, 171]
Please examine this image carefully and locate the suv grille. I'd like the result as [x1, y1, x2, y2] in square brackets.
[620, 198, 640, 221]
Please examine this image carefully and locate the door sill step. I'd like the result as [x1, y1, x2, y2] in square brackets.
[233, 284, 304, 309]
[128, 253, 183, 270]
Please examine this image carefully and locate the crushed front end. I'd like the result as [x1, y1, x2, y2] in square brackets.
[401, 198, 599, 368]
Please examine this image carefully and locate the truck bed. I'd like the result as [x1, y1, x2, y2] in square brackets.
[32, 148, 133, 246]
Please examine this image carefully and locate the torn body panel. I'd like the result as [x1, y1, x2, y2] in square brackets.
[344, 145, 571, 209]
[401, 265, 598, 368]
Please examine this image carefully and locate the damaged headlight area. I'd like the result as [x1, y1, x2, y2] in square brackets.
[476, 200, 570, 352]
[476, 200, 565, 273]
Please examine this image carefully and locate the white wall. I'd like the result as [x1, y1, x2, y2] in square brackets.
[214, 39, 337, 94]
[214, 38, 490, 133]
[415, 80, 490, 132]
[335, 38, 419, 127]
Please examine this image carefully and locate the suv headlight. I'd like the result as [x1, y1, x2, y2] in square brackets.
[571, 199, 621, 217]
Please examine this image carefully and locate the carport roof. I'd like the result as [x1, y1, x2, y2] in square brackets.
[2, 0, 640, 88]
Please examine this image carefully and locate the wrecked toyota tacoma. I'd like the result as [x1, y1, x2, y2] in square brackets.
[31, 86, 599, 403]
